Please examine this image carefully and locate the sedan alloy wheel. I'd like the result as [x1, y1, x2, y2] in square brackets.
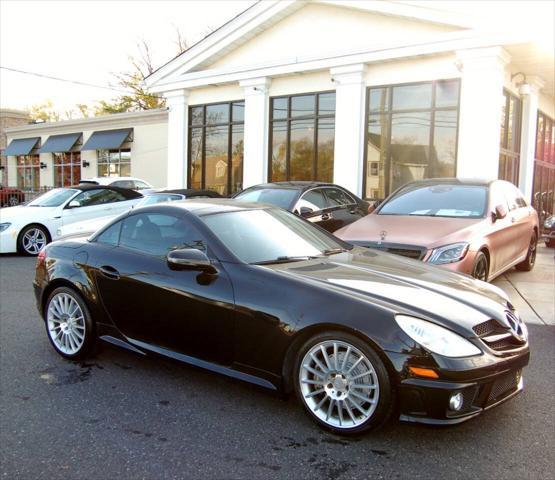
[20, 226, 48, 255]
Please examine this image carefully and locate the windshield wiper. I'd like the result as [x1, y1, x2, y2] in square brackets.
[253, 255, 319, 265]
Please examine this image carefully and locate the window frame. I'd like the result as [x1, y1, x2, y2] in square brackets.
[498, 89, 522, 186]
[363, 79, 462, 200]
[187, 100, 245, 195]
[97, 148, 132, 177]
[52, 151, 81, 187]
[268, 90, 336, 183]
[16, 154, 40, 190]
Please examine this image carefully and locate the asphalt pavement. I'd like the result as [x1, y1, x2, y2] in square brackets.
[1, 253, 554, 480]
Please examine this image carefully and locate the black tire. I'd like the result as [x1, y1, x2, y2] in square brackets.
[17, 224, 50, 256]
[44, 286, 96, 360]
[471, 251, 489, 282]
[516, 232, 537, 271]
[293, 330, 394, 435]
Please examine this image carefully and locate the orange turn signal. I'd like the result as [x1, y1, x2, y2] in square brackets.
[409, 366, 439, 379]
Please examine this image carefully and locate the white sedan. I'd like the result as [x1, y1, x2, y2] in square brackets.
[0, 185, 142, 255]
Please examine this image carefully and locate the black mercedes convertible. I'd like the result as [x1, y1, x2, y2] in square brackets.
[33, 199, 529, 434]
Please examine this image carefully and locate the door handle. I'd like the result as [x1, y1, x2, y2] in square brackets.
[511, 217, 516, 223]
[99, 265, 120, 280]
[321, 212, 332, 221]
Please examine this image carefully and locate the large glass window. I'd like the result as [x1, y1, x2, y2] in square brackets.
[533, 111, 555, 224]
[16, 155, 40, 190]
[97, 149, 131, 177]
[365, 80, 460, 199]
[53, 152, 81, 187]
[188, 101, 244, 195]
[498, 90, 522, 186]
[269, 92, 336, 183]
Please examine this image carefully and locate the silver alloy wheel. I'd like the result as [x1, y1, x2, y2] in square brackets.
[47, 292, 86, 355]
[8, 196, 19, 206]
[22, 227, 47, 255]
[299, 340, 380, 429]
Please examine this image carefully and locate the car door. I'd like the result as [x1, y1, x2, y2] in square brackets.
[322, 187, 365, 231]
[294, 188, 336, 231]
[501, 182, 534, 261]
[61, 188, 127, 226]
[91, 211, 235, 365]
[486, 183, 518, 274]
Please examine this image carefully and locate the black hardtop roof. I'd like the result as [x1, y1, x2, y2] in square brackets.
[69, 184, 142, 198]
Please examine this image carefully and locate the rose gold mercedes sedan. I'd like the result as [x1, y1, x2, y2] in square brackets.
[335, 179, 539, 282]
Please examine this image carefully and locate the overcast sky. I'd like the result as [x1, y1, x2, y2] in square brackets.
[1, 0, 553, 115]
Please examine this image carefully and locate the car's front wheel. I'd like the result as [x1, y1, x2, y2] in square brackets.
[45, 287, 96, 360]
[294, 331, 394, 434]
[17, 224, 49, 256]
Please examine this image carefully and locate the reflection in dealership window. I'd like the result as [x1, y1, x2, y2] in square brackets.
[533, 111, 555, 224]
[188, 101, 244, 195]
[16, 154, 40, 190]
[97, 149, 131, 177]
[365, 80, 460, 200]
[270, 92, 335, 183]
[53, 151, 81, 187]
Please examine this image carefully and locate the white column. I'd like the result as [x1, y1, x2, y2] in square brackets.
[456, 47, 510, 180]
[239, 77, 271, 188]
[330, 64, 367, 197]
[518, 77, 544, 200]
[164, 89, 189, 188]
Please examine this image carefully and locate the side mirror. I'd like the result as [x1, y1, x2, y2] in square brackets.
[367, 200, 381, 214]
[67, 200, 81, 209]
[299, 206, 314, 217]
[167, 248, 218, 274]
[493, 204, 508, 221]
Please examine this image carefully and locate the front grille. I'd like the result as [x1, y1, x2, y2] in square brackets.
[473, 319, 504, 337]
[487, 370, 521, 403]
[472, 316, 526, 352]
[353, 241, 426, 260]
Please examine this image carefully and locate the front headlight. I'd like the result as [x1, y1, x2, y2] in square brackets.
[544, 216, 555, 228]
[396, 315, 482, 358]
[427, 242, 469, 265]
[0, 223, 11, 232]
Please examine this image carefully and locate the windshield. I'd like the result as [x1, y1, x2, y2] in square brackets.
[379, 185, 487, 218]
[234, 188, 298, 210]
[136, 194, 183, 207]
[28, 188, 78, 207]
[201, 208, 348, 264]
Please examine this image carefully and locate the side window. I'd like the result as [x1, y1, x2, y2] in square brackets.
[72, 189, 126, 207]
[501, 183, 525, 211]
[325, 187, 355, 207]
[119, 213, 207, 257]
[296, 189, 327, 213]
[134, 180, 150, 190]
[95, 221, 122, 246]
[112, 180, 134, 189]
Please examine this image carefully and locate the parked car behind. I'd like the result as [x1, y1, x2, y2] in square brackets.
[233, 181, 369, 232]
[35, 199, 530, 435]
[0, 185, 142, 255]
[56, 188, 223, 238]
[543, 214, 555, 247]
[79, 176, 154, 191]
[0, 184, 25, 207]
[335, 179, 539, 282]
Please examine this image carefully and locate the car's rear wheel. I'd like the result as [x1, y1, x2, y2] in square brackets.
[294, 331, 393, 435]
[516, 233, 537, 271]
[45, 287, 95, 360]
[471, 251, 489, 282]
[17, 225, 49, 256]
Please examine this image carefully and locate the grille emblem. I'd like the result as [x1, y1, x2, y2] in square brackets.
[505, 311, 526, 341]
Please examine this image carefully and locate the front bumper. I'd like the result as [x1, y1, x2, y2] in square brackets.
[387, 349, 529, 425]
[0, 228, 18, 253]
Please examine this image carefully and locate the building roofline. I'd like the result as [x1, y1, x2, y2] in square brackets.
[5, 108, 168, 136]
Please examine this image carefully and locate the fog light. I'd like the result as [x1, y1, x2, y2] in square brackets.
[449, 392, 463, 411]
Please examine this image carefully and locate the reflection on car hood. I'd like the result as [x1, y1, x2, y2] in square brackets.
[272, 247, 510, 335]
[0, 205, 58, 223]
[335, 214, 484, 249]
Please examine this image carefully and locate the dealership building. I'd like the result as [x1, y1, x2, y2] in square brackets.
[3, 0, 554, 218]
[143, 0, 554, 216]
[3, 109, 168, 192]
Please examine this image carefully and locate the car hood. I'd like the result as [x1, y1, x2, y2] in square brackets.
[270, 247, 510, 336]
[335, 214, 485, 249]
[0, 205, 59, 223]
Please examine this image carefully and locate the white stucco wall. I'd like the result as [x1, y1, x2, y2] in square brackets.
[129, 122, 168, 188]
